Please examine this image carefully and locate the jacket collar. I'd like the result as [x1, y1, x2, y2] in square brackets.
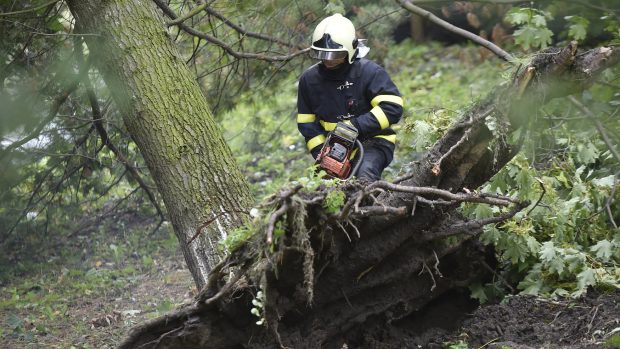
[318, 60, 355, 80]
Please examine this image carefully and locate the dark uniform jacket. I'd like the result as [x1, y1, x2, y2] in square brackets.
[297, 58, 404, 159]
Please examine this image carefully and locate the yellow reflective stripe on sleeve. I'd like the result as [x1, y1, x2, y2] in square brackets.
[370, 95, 403, 108]
[319, 120, 337, 131]
[319, 120, 352, 131]
[371, 106, 390, 129]
[297, 113, 316, 123]
[374, 134, 396, 143]
[307, 134, 326, 151]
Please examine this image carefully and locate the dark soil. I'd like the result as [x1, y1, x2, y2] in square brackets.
[456, 289, 620, 349]
[341, 288, 620, 349]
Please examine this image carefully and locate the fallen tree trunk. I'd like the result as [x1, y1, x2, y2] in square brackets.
[119, 44, 618, 349]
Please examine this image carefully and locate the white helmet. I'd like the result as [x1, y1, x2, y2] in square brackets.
[310, 14, 359, 64]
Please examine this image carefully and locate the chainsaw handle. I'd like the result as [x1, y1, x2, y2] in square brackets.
[347, 139, 364, 180]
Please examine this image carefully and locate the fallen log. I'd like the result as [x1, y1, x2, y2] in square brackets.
[119, 44, 618, 349]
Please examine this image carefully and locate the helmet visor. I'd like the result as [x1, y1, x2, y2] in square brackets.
[309, 49, 348, 61]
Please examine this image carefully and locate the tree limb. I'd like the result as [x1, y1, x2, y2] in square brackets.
[0, 0, 58, 16]
[166, 3, 304, 50]
[395, 0, 514, 62]
[153, 0, 309, 62]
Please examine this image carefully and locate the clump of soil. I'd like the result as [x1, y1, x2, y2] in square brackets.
[338, 288, 619, 348]
[458, 289, 620, 349]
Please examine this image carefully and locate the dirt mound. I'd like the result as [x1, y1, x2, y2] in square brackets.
[338, 288, 619, 348]
[459, 289, 620, 349]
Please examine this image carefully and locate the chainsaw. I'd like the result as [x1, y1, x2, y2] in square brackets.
[316, 122, 364, 179]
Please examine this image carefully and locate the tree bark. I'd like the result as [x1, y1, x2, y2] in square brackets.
[66, 0, 253, 289]
[118, 43, 619, 349]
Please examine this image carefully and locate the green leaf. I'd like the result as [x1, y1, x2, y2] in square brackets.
[518, 266, 543, 295]
[480, 225, 501, 245]
[565, 252, 586, 273]
[576, 268, 596, 290]
[473, 204, 493, 219]
[591, 240, 613, 262]
[568, 23, 588, 41]
[555, 171, 570, 188]
[525, 235, 541, 255]
[576, 142, 599, 165]
[469, 283, 488, 303]
[506, 8, 530, 25]
[7, 313, 23, 331]
[548, 256, 565, 275]
[47, 20, 64, 33]
[323, 190, 345, 214]
[411, 120, 435, 152]
[157, 300, 174, 313]
[566, 16, 589, 42]
[536, 28, 554, 48]
[592, 175, 616, 187]
[514, 26, 554, 50]
[503, 235, 530, 263]
[532, 14, 547, 27]
[539, 241, 556, 263]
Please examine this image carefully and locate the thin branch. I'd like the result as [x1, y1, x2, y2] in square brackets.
[84, 76, 166, 225]
[481, 260, 515, 293]
[189, 209, 250, 245]
[166, 2, 208, 26]
[526, 177, 546, 216]
[168, 4, 303, 50]
[1, 60, 89, 160]
[0, 0, 59, 16]
[152, 0, 309, 62]
[569, 96, 620, 164]
[421, 202, 528, 242]
[369, 181, 519, 206]
[355, 205, 408, 217]
[432, 126, 472, 176]
[395, 0, 514, 62]
[266, 203, 288, 244]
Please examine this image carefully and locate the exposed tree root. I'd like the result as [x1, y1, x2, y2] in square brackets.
[119, 44, 619, 349]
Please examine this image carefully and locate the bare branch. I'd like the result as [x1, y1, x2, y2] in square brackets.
[369, 180, 519, 206]
[0, 0, 58, 16]
[153, 0, 309, 62]
[84, 76, 166, 225]
[266, 203, 288, 245]
[165, 2, 208, 26]
[569, 95, 620, 164]
[167, 4, 303, 50]
[526, 177, 546, 216]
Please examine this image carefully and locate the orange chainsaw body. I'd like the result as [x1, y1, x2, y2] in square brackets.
[316, 122, 359, 179]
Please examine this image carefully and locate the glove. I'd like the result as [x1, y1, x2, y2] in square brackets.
[311, 145, 323, 161]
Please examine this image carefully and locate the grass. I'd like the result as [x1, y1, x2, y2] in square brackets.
[0, 215, 194, 349]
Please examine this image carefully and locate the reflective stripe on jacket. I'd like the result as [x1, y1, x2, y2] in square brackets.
[296, 58, 403, 155]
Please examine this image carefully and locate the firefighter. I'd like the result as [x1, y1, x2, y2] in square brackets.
[297, 13, 404, 181]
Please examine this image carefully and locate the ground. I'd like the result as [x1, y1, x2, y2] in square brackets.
[1, 214, 619, 349]
[0, 215, 196, 349]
